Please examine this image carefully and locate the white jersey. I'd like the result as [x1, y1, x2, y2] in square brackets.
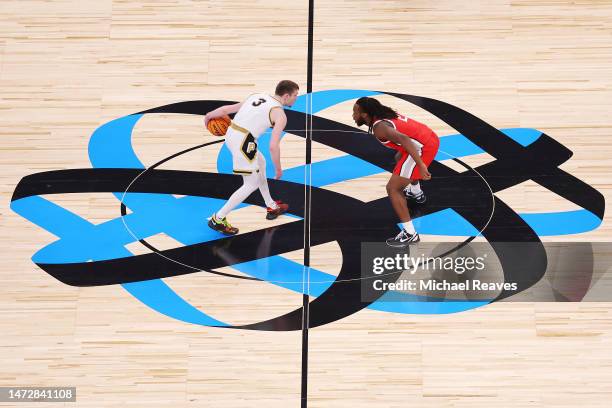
[231, 93, 283, 139]
[223, 93, 282, 174]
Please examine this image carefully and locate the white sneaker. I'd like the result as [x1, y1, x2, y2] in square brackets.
[386, 229, 420, 248]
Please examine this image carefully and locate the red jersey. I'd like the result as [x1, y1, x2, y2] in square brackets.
[373, 114, 438, 151]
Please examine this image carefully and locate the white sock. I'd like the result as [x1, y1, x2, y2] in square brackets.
[401, 221, 416, 235]
[409, 182, 422, 195]
[216, 173, 259, 219]
[256, 153, 277, 209]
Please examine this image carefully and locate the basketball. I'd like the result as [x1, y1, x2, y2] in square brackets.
[207, 115, 231, 136]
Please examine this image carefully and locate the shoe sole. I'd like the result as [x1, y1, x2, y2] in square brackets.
[386, 236, 420, 248]
[405, 195, 426, 204]
[207, 219, 238, 235]
[266, 207, 288, 220]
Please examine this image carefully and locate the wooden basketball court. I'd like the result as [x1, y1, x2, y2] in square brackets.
[2, 1, 612, 406]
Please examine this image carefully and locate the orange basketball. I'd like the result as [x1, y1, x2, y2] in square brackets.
[207, 115, 231, 136]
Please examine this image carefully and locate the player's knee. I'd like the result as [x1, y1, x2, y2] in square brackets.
[386, 181, 398, 195]
[246, 182, 259, 193]
[243, 174, 260, 192]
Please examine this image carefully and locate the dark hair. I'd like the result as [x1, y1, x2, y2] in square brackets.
[355, 97, 398, 120]
[275, 80, 299, 96]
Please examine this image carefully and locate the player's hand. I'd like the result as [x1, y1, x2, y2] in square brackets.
[204, 113, 211, 127]
[419, 163, 431, 180]
[275, 168, 283, 180]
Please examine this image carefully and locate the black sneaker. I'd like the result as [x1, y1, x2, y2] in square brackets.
[386, 229, 420, 248]
[404, 189, 426, 204]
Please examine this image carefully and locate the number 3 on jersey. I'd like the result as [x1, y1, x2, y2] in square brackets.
[252, 98, 266, 107]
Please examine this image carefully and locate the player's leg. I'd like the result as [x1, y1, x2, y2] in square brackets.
[386, 153, 420, 247]
[404, 137, 438, 203]
[255, 152, 288, 220]
[209, 172, 260, 235]
[387, 174, 412, 222]
[208, 131, 259, 234]
[396, 150, 423, 201]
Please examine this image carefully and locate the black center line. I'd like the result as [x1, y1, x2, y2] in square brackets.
[301, 0, 315, 406]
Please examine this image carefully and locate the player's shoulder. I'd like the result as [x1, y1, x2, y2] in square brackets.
[267, 93, 282, 106]
[268, 101, 286, 126]
[373, 119, 396, 130]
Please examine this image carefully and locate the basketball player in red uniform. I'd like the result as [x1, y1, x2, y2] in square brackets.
[353, 97, 440, 247]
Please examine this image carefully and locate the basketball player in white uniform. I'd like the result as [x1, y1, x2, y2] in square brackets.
[204, 80, 299, 235]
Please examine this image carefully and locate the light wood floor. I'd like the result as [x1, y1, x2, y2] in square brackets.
[1, 1, 612, 407]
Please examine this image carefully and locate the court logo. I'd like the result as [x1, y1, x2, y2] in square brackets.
[10, 90, 605, 330]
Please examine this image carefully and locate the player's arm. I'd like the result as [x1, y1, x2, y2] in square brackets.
[374, 122, 432, 180]
[269, 108, 287, 180]
[204, 102, 242, 126]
